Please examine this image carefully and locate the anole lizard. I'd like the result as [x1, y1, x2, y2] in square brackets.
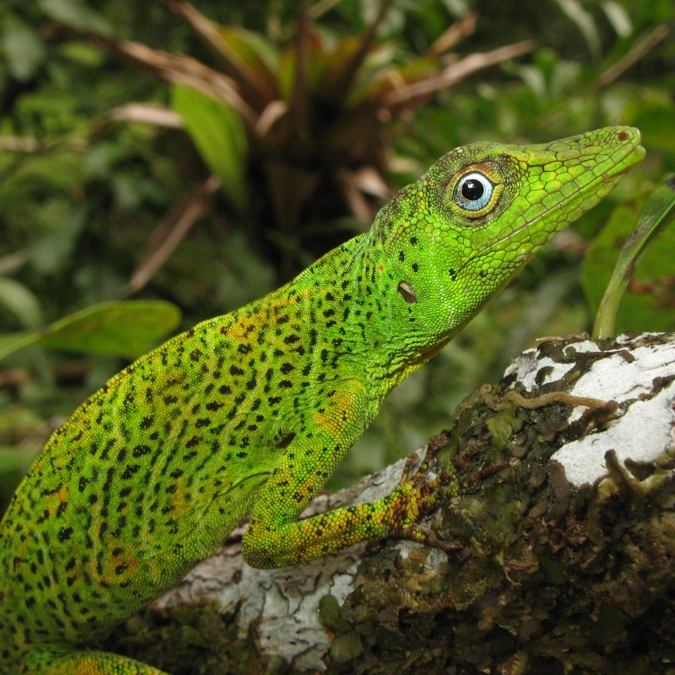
[0, 127, 644, 674]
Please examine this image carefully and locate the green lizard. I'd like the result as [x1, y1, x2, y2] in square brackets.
[0, 127, 644, 674]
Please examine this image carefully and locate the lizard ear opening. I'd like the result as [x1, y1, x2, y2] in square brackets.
[397, 281, 417, 303]
[277, 432, 296, 449]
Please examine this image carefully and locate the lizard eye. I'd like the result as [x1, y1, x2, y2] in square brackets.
[454, 172, 494, 211]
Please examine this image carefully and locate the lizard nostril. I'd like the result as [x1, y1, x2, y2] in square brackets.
[618, 130, 628, 141]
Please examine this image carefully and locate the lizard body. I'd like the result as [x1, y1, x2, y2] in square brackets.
[0, 127, 644, 674]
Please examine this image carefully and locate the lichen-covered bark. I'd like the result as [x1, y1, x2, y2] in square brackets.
[97, 333, 675, 675]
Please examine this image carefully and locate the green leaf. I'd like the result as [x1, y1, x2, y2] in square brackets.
[554, 0, 601, 61]
[58, 41, 105, 67]
[0, 277, 44, 330]
[0, 301, 181, 362]
[583, 184, 675, 338]
[217, 26, 280, 93]
[0, 334, 36, 361]
[601, 0, 632, 38]
[592, 179, 675, 338]
[171, 85, 247, 213]
[29, 203, 87, 274]
[1, 14, 46, 81]
[38, 0, 112, 36]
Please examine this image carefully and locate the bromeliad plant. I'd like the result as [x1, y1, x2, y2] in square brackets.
[83, 1, 533, 282]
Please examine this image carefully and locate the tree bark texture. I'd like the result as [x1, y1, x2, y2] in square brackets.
[98, 332, 675, 675]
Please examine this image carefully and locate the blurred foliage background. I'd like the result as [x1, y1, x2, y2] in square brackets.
[0, 0, 673, 512]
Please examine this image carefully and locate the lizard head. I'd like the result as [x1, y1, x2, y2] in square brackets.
[368, 126, 644, 351]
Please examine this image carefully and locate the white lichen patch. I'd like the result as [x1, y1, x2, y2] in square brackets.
[505, 340, 608, 391]
[552, 382, 675, 486]
[157, 536, 364, 672]
[239, 553, 362, 671]
[507, 333, 675, 487]
[504, 351, 575, 391]
[616, 331, 666, 344]
[568, 341, 675, 404]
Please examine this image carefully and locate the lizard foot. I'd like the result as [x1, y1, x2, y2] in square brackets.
[387, 444, 508, 551]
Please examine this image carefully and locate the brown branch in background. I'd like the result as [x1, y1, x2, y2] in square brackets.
[287, 7, 311, 150]
[0, 368, 31, 389]
[108, 103, 184, 128]
[263, 161, 319, 281]
[84, 33, 258, 128]
[328, 0, 394, 105]
[123, 175, 221, 295]
[338, 166, 393, 226]
[383, 40, 535, 108]
[338, 173, 372, 223]
[627, 276, 675, 304]
[256, 100, 289, 136]
[595, 24, 670, 89]
[350, 165, 393, 199]
[308, 0, 342, 20]
[166, 1, 275, 109]
[533, 25, 669, 133]
[269, 10, 319, 280]
[0, 362, 91, 389]
[428, 11, 479, 56]
[0, 252, 28, 276]
[0, 137, 40, 152]
[0, 136, 88, 152]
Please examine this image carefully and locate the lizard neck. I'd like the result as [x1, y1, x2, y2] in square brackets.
[285, 233, 447, 394]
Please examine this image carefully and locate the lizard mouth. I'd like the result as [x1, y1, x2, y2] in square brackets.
[459, 128, 645, 272]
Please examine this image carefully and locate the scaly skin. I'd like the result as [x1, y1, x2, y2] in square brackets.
[0, 127, 644, 674]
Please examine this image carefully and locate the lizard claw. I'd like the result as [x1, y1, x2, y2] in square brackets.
[397, 452, 427, 487]
[397, 451, 439, 493]
[399, 523, 464, 552]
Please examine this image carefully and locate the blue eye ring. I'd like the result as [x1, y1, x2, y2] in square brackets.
[454, 172, 494, 211]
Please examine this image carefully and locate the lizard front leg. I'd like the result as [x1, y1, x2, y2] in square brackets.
[241, 382, 463, 569]
[242, 443, 476, 568]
